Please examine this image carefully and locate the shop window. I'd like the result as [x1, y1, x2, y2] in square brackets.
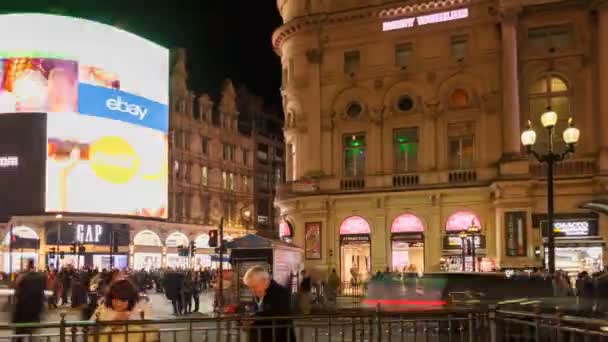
[393, 127, 418, 173]
[344, 133, 366, 177]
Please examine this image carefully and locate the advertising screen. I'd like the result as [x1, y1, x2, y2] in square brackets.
[0, 14, 169, 219]
[0, 113, 46, 221]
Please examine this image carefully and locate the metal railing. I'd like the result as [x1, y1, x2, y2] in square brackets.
[3, 306, 608, 342]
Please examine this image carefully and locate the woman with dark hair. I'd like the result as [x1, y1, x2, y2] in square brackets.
[89, 277, 157, 342]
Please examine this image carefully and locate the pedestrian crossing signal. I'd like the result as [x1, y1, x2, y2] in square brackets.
[209, 230, 218, 247]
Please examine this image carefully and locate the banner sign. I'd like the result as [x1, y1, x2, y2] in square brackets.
[443, 234, 485, 250]
[505, 211, 527, 257]
[340, 234, 371, 244]
[45, 221, 130, 246]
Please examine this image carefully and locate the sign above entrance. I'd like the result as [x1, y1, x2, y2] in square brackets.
[445, 211, 481, 232]
[340, 216, 371, 235]
[443, 234, 485, 250]
[382, 8, 469, 32]
[340, 234, 371, 244]
[536, 213, 599, 238]
[391, 214, 424, 233]
[45, 221, 129, 246]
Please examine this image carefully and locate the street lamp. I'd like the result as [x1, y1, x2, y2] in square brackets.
[466, 220, 480, 272]
[241, 207, 252, 233]
[520, 108, 580, 274]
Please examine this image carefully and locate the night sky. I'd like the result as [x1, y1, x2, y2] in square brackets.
[0, 0, 284, 106]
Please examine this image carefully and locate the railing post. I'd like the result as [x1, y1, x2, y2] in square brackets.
[59, 311, 66, 342]
[555, 306, 563, 342]
[468, 312, 474, 342]
[488, 305, 497, 342]
[533, 305, 542, 341]
[375, 303, 382, 342]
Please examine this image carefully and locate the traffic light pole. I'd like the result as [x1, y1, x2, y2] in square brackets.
[218, 217, 224, 310]
[8, 223, 13, 280]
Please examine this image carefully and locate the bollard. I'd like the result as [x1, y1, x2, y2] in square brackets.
[59, 311, 67, 342]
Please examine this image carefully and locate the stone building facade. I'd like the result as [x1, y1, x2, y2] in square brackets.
[274, 0, 608, 281]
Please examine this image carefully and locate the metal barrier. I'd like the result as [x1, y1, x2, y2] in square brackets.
[2, 307, 608, 342]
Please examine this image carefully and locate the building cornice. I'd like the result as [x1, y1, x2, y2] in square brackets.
[272, 0, 473, 53]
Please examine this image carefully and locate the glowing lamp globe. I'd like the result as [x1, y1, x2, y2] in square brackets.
[540, 109, 558, 128]
[521, 121, 537, 147]
[563, 118, 580, 145]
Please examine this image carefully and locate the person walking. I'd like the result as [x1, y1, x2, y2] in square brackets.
[182, 271, 194, 314]
[326, 268, 340, 309]
[192, 272, 201, 313]
[13, 260, 46, 339]
[299, 270, 312, 314]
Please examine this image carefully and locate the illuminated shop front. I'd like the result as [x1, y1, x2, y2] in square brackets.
[45, 221, 129, 270]
[340, 216, 371, 284]
[133, 230, 162, 270]
[390, 213, 425, 272]
[165, 232, 189, 269]
[2, 226, 40, 273]
[536, 213, 603, 276]
[441, 211, 489, 272]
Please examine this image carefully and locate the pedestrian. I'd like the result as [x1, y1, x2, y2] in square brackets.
[326, 268, 340, 308]
[192, 272, 201, 313]
[182, 271, 194, 314]
[59, 265, 73, 305]
[299, 270, 312, 314]
[89, 277, 157, 342]
[46, 269, 59, 309]
[243, 266, 295, 342]
[13, 260, 46, 340]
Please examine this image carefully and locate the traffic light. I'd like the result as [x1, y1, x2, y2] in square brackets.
[209, 230, 218, 247]
[190, 240, 196, 257]
[78, 245, 86, 255]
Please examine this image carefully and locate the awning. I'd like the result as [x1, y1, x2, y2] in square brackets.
[579, 199, 608, 215]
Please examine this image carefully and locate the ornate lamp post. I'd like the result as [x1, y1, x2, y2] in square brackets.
[520, 108, 580, 274]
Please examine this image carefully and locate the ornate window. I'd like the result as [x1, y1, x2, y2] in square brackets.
[393, 128, 418, 172]
[344, 134, 366, 177]
[396, 95, 414, 112]
[450, 88, 470, 108]
[346, 102, 363, 119]
[528, 74, 571, 150]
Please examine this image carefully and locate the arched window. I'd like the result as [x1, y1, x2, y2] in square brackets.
[3, 226, 39, 246]
[445, 211, 481, 232]
[529, 74, 572, 150]
[133, 230, 162, 247]
[165, 232, 189, 247]
[340, 216, 371, 235]
[391, 213, 425, 233]
[194, 234, 209, 248]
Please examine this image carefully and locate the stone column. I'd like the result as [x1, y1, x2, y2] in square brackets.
[500, 6, 522, 158]
[597, 4, 608, 171]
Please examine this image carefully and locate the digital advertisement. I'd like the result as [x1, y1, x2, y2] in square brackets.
[0, 13, 169, 219]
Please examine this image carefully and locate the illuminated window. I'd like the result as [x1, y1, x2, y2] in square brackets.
[229, 173, 235, 191]
[528, 25, 573, 50]
[395, 43, 413, 67]
[222, 171, 228, 189]
[450, 88, 470, 108]
[393, 128, 418, 172]
[344, 134, 366, 177]
[448, 122, 475, 169]
[201, 166, 208, 186]
[243, 175, 248, 192]
[529, 74, 571, 151]
[344, 50, 360, 74]
[451, 34, 468, 60]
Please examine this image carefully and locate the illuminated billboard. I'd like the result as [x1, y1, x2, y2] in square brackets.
[0, 14, 169, 219]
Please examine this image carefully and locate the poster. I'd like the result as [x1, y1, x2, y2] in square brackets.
[305, 222, 321, 260]
[505, 211, 527, 257]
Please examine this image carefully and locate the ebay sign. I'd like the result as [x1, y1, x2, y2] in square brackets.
[382, 8, 469, 32]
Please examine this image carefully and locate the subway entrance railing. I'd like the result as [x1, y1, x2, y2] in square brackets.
[2, 307, 608, 342]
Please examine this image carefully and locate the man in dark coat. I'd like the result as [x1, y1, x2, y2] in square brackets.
[243, 266, 295, 342]
[13, 260, 46, 337]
